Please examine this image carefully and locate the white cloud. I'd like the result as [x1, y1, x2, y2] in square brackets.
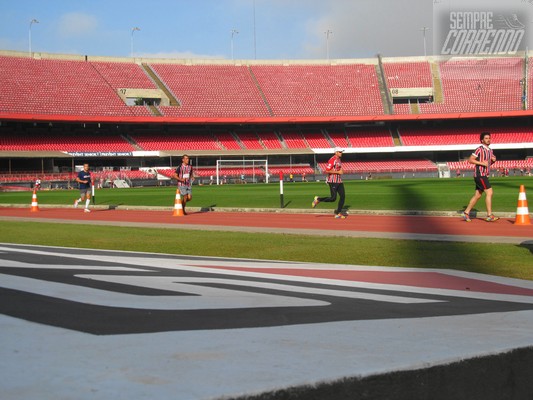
[58, 12, 98, 37]
[301, 0, 434, 58]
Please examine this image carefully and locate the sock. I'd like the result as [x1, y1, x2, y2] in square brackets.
[85, 199, 90, 208]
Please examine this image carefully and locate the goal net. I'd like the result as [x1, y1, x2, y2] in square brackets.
[216, 159, 269, 185]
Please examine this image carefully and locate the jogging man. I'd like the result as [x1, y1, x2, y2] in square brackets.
[74, 163, 92, 213]
[312, 147, 346, 219]
[462, 132, 499, 222]
[172, 154, 194, 215]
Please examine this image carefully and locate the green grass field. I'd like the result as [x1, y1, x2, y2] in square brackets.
[2, 176, 532, 212]
[1, 176, 532, 280]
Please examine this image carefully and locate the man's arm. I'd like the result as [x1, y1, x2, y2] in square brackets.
[325, 162, 343, 175]
[468, 154, 488, 168]
[171, 166, 184, 183]
[75, 174, 88, 184]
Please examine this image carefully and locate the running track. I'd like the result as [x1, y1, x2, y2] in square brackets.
[0, 206, 532, 244]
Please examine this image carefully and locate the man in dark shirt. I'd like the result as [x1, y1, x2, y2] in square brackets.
[74, 163, 92, 213]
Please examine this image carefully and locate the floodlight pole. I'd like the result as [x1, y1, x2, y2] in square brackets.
[420, 27, 429, 57]
[231, 29, 239, 60]
[29, 19, 39, 57]
[253, 0, 257, 59]
[131, 27, 140, 58]
[325, 29, 333, 60]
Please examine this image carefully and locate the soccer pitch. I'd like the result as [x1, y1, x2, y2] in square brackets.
[1, 177, 531, 212]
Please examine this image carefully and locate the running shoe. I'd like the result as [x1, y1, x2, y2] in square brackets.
[334, 213, 346, 219]
[74, 200, 79, 208]
[311, 196, 319, 208]
[462, 211, 471, 222]
[84, 208, 91, 213]
[485, 214, 499, 222]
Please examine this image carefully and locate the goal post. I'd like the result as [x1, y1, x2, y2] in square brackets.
[215, 159, 269, 185]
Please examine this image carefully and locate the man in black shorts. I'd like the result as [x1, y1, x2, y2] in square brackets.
[462, 132, 499, 222]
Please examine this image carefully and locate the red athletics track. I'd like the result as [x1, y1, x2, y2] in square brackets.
[0, 206, 532, 243]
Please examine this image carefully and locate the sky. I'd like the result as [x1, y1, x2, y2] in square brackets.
[0, 0, 529, 61]
[0, 0, 437, 60]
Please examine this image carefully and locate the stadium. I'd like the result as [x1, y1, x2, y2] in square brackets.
[1, 41, 533, 400]
[0, 50, 532, 187]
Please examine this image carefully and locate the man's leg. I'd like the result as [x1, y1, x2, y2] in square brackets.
[318, 183, 338, 203]
[181, 192, 191, 215]
[464, 190, 482, 215]
[484, 187, 494, 216]
[335, 183, 345, 214]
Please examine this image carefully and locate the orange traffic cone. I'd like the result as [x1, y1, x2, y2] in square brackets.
[172, 189, 184, 217]
[30, 189, 39, 212]
[514, 185, 531, 225]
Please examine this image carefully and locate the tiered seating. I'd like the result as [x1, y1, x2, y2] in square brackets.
[213, 131, 242, 150]
[194, 166, 266, 177]
[0, 54, 526, 119]
[155, 168, 175, 178]
[318, 159, 437, 173]
[91, 61, 157, 117]
[130, 130, 222, 151]
[0, 129, 135, 152]
[448, 159, 533, 170]
[400, 127, 478, 146]
[279, 130, 308, 149]
[250, 64, 384, 116]
[419, 58, 523, 113]
[149, 64, 270, 117]
[0, 172, 76, 183]
[256, 131, 283, 149]
[157, 165, 315, 179]
[383, 61, 434, 115]
[393, 103, 414, 114]
[325, 130, 349, 148]
[0, 170, 156, 183]
[268, 164, 314, 175]
[400, 126, 533, 146]
[91, 169, 156, 180]
[0, 56, 140, 116]
[92, 61, 156, 90]
[235, 131, 264, 150]
[383, 61, 433, 88]
[345, 128, 394, 147]
[303, 130, 331, 148]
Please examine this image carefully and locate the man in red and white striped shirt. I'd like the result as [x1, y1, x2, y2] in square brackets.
[463, 132, 499, 222]
[172, 155, 194, 215]
[312, 147, 346, 219]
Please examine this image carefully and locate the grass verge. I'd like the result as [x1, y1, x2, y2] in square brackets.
[1, 221, 532, 280]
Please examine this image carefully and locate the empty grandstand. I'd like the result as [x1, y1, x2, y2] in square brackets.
[0, 50, 532, 184]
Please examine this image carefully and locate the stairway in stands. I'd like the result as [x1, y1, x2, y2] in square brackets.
[141, 64, 180, 107]
[121, 133, 143, 151]
[430, 62, 444, 104]
[248, 66, 274, 117]
[375, 55, 393, 115]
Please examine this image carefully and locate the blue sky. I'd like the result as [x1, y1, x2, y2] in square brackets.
[3, 0, 520, 61]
